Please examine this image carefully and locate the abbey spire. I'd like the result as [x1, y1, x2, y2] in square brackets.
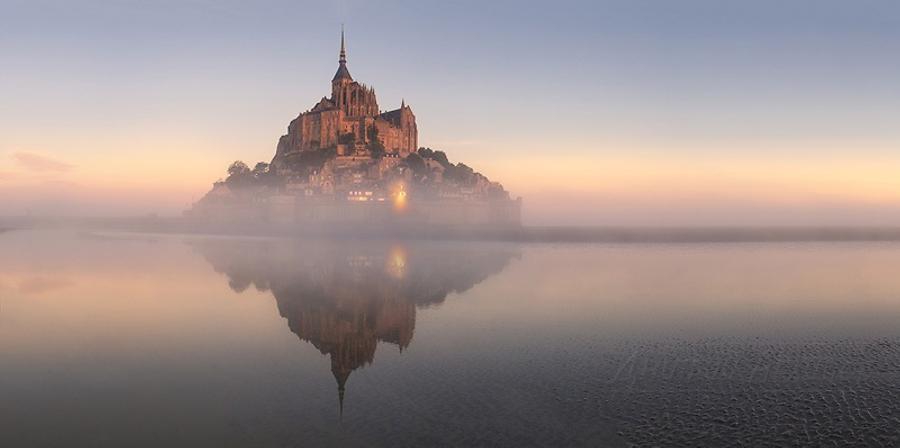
[332, 27, 352, 83]
[339, 26, 347, 64]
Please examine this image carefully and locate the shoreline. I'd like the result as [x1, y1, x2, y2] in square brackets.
[5, 216, 900, 243]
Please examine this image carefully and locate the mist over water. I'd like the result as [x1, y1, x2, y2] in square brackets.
[2, 229, 900, 446]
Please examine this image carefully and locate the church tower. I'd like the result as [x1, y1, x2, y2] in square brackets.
[330, 28, 378, 118]
[331, 27, 353, 110]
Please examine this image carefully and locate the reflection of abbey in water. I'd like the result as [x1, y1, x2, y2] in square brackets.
[193, 239, 517, 412]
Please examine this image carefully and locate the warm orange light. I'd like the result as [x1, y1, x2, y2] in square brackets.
[392, 184, 408, 212]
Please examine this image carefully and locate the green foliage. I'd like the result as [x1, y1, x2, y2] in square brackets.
[415, 148, 478, 184]
[417, 147, 433, 158]
[227, 160, 250, 177]
[444, 162, 475, 185]
[432, 151, 450, 168]
[251, 162, 280, 188]
[403, 153, 427, 176]
[252, 162, 269, 175]
[225, 160, 280, 189]
[417, 147, 450, 168]
[366, 127, 385, 159]
[369, 139, 386, 159]
[226, 161, 253, 186]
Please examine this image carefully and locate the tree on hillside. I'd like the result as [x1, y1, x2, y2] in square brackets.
[444, 162, 475, 184]
[226, 161, 253, 186]
[369, 139, 386, 159]
[252, 162, 280, 188]
[417, 147, 450, 168]
[228, 161, 250, 177]
[431, 150, 450, 168]
[404, 153, 427, 176]
[252, 162, 269, 176]
[417, 147, 434, 159]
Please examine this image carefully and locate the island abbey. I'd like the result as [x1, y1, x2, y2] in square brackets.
[271, 30, 418, 166]
[190, 31, 521, 230]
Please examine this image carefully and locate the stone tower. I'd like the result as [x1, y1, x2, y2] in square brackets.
[330, 29, 378, 118]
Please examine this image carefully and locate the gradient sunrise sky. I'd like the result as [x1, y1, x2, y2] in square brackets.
[2, 0, 900, 225]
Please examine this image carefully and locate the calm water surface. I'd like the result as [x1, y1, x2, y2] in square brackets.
[2, 229, 900, 447]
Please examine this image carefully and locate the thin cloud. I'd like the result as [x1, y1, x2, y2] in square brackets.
[17, 276, 75, 295]
[12, 151, 73, 173]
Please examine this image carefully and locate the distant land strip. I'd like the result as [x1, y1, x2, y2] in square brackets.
[4, 216, 900, 243]
[518, 226, 900, 243]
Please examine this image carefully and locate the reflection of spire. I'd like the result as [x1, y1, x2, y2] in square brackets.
[192, 239, 519, 421]
[338, 385, 345, 420]
[333, 363, 351, 419]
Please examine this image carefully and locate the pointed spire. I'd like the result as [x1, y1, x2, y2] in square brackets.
[333, 363, 351, 421]
[339, 24, 347, 64]
[332, 25, 353, 83]
[338, 383, 345, 420]
[401, 98, 405, 108]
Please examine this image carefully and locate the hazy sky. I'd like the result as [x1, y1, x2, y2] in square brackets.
[2, 0, 900, 225]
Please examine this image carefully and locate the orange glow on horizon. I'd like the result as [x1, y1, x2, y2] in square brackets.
[3, 136, 900, 223]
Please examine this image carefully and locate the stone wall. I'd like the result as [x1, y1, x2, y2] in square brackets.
[275, 104, 416, 159]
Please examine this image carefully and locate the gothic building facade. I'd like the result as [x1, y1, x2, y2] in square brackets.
[272, 31, 418, 169]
